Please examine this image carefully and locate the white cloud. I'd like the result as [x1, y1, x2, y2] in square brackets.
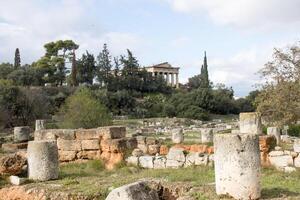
[165, 0, 300, 29]
[0, 0, 143, 64]
[170, 36, 190, 48]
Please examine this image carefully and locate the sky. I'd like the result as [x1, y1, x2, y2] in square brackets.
[1, 0, 300, 97]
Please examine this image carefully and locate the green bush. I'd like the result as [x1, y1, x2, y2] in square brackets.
[60, 87, 112, 129]
[288, 125, 300, 137]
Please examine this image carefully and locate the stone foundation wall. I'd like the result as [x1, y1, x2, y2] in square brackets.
[34, 126, 136, 169]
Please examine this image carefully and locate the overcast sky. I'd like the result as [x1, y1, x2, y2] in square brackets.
[1, 0, 300, 96]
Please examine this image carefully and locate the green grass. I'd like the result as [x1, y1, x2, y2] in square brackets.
[2, 161, 294, 200]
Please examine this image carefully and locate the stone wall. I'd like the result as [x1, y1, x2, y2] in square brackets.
[34, 126, 136, 169]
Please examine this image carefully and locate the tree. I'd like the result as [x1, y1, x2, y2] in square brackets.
[35, 40, 79, 86]
[120, 49, 142, 91]
[70, 50, 78, 86]
[97, 44, 112, 85]
[60, 87, 112, 129]
[256, 43, 300, 126]
[0, 63, 14, 79]
[199, 52, 210, 88]
[14, 48, 21, 69]
[77, 51, 96, 85]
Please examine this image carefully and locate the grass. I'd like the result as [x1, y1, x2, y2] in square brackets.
[1, 161, 294, 200]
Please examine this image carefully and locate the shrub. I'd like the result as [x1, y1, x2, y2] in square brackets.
[288, 125, 300, 137]
[60, 87, 112, 129]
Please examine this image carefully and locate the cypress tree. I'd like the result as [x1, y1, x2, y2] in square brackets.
[14, 48, 21, 69]
[71, 50, 78, 86]
[200, 51, 210, 88]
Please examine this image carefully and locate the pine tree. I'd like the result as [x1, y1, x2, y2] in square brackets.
[199, 51, 210, 88]
[71, 50, 78, 86]
[14, 48, 21, 69]
[77, 51, 96, 85]
[97, 44, 112, 85]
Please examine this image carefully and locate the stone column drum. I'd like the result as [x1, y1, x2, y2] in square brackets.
[14, 126, 30, 142]
[267, 127, 281, 145]
[27, 140, 59, 181]
[171, 128, 184, 144]
[201, 128, 213, 143]
[35, 120, 45, 131]
[239, 112, 262, 135]
[214, 133, 261, 200]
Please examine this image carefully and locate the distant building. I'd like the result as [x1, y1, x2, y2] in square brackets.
[144, 62, 180, 88]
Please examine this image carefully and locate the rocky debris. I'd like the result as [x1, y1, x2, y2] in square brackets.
[106, 181, 159, 200]
[0, 152, 27, 175]
[284, 166, 296, 173]
[166, 148, 186, 168]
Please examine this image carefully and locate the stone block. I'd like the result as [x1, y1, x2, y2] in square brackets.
[173, 144, 190, 151]
[284, 166, 296, 173]
[214, 133, 261, 200]
[267, 127, 281, 145]
[294, 139, 300, 153]
[139, 156, 154, 168]
[136, 136, 146, 144]
[58, 150, 76, 162]
[55, 129, 75, 140]
[35, 120, 45, 131]
[295, 155, 300, 168]
[14, 127, 30, 142]
[171, 128, 184, 144]
[137, 144, 148, 154]
[100, 138, 126, 153]
[159, 145, 169, 155]
[1, 143, 27, 153]
[190, 144, 208, 153]
[201, 128, 213, 143]
[153, 156, 166, 169]
[57, 139, 81, 151]
[9, 176, 27, 186]
[81, 140, 100, 150]
[269, 154, 294, 168]
[34, 130, 56, 141]
[185, 152, 208, 167]
[98, 126, 126, 140]
[146, 137, 158, 145]
[75, 129, 100, 140]
[126, 137, 137, 149]
[239, 112, 262, 135]
[148, 145, 160, 155]
[132, 148, 143, 157]
[105, 181, 159, 200]
[77, 150, 101, 160]
[166, 148, 186, 168]
[126, 156, 139, 166]
[28, 140, 59, 181]
[259, 135, 276, 153]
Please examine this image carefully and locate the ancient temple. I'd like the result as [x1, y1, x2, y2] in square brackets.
[144, 62, 180, 88]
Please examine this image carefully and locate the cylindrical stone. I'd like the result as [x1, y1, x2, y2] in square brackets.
[267, 127, 281, 145]
[171, 128, 184, 144]
[14, 126, 30, 142]
[201, 128, 213, 143]
[35, 120, 45, 131]
[214, 133, 261, 200]
[27, 140, 59, 181]
[239, 112, 262, 135]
